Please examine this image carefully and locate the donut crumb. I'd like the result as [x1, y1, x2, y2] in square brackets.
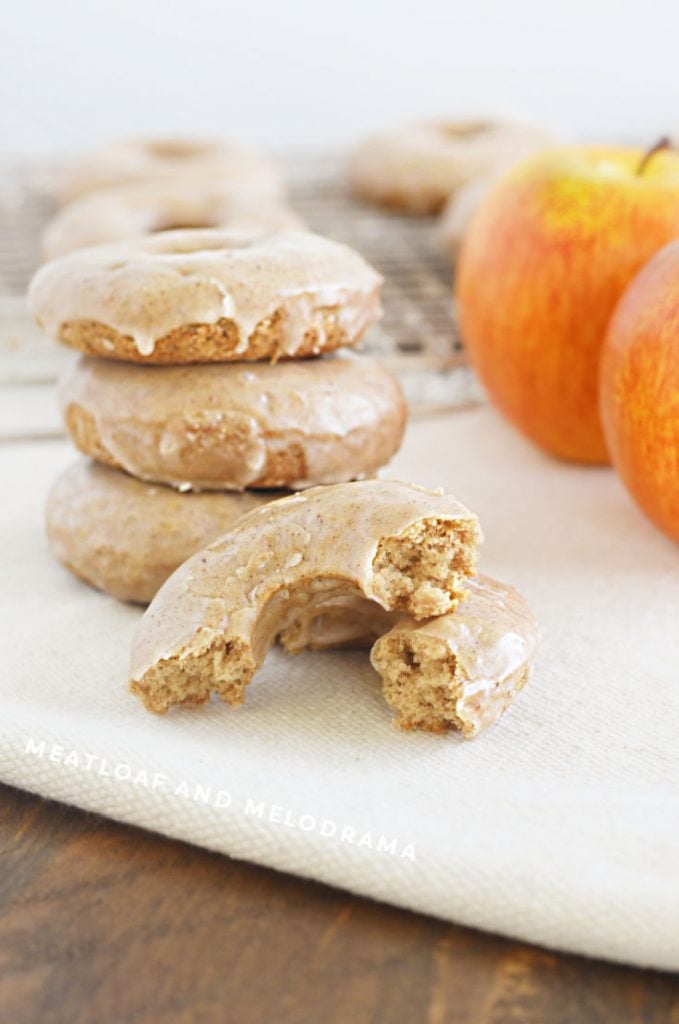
[371, 517, 478, 619]
[130, 637, 255, 714]
[57, 302, 370, 364]
[372, 632, 465, 733]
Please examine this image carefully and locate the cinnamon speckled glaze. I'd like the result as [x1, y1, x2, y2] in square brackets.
[58, 352, 406, 491]
[29, 229, 383, 363]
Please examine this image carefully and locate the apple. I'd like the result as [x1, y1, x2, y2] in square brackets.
[456, 143, 679, 463]
[600, 241, 679, 541]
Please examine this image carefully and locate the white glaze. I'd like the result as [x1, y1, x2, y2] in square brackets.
[29, 229, 383, 359]
[58, 352, 406, 491]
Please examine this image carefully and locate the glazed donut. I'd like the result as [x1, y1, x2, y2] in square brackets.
[55, 137, 283, 205]
[349, 119, 552, 213]
[370, 575, 539, 738]
[439, 176, 495, 261]
[43, 179, 304, 260]
[29, 229, 383, 364]
[46, 460, 276, 604]
[129, 480, 482, 713]
[58, 353, 407, 491]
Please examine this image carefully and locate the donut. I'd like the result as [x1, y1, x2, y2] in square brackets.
[54, 137, 283, 205]
[46, 459, 276, 604]
[439, 176, 495, 261]
[370, 575, 539, 738]
[43, 179, 304, 260]
[29, 229, 383, 363]
[349, 119, 552, 214]
[58, 353, 407, 491]
[129, 480, 482, 714]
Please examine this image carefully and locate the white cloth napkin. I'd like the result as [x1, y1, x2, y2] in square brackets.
[1, 407, 678, 971]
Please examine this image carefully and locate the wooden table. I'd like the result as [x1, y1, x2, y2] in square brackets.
[1, 784, 677, 1023]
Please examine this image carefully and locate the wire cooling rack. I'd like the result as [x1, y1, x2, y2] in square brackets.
[0, 154, 482, 418]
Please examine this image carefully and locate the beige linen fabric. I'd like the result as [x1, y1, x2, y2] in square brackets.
[1, 408, 678, 971]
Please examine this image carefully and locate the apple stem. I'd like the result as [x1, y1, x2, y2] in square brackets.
[636, 136, 672, 176]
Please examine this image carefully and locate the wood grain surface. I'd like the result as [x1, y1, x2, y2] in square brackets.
[0, 783, 677, 1024]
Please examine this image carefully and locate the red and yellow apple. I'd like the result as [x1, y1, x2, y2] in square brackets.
[600, 242, 679, 541]
[456, 145, 679, 463]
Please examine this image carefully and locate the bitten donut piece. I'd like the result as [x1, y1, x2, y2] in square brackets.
[46, 460, 275, 604]
[129, 481, 482, 714]
[43, 179, 304, 260]
[58, 353, 407, 491]
[349, 120, 552, 214]
[370, 575, 539, 738]
[277, 575, 538, 738]
[54, 137, 284, 205]
[29, 229, 383, 363]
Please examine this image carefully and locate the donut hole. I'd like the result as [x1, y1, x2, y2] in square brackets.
[439, 121, 493, 139]
[255, 576, 391, 661]
[155, 231, 257, 255]
[152, 217, 218, 233]
[279, 595, 395, 653]
[145, 140, 207, 160]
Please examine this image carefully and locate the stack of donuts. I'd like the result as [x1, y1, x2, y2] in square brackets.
[29, 138, 407, 603]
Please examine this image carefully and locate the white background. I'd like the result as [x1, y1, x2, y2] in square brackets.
[2, 0, 679, 154]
